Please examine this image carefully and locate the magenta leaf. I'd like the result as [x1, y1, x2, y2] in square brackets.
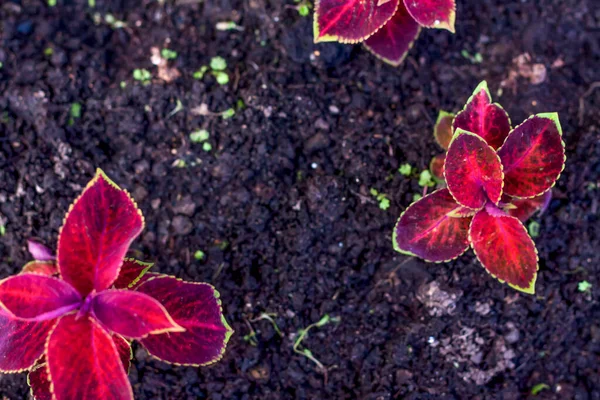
[0, 274, 81, 321]
[27, 239, 55, 262]
[112, 258, 154, 289]
[393, 188, 472, 262]
[444, 129, 504, 209]
[137, 275, 233, 366]
[453, 81, 511, 150]
[364, 2, 420, 66]
[403, 0, 456, 32]
[58, 169, 144, 296]
[504, 191, 552, 222]
[469, 208, 538, 294]
[46, 314, 134, 400]
[0, 313, 55, 372]
[314, 0, 400, 43]
[497, 113, 566, 198]
[92, 290, 183, 339]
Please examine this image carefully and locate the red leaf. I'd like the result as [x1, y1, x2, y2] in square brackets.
[92, 290, 183, 339]
[469, 208, 538, 294]
[314, 0, 399, 43]
[46, 314, 134, 400]
[430, 154, 446, 182]
[27, 239, 56, 262]
[445, 129, 504, 209]
[137, 275, 233, 366]
[504, 191, 552, 222]
[497, 114, 565, 198]
[393, 188, 472, 262]
[433, 110, 455, 150]
[453, 81, 511, 149]
[28, 361, 52, 400]
[21, 261, 58, 276]
[0, 313, 54, 372]
[58, 169, 144, 296]
[403, 0, 456, 32]
[29, 336, 131, 400]
[0, 274, 81, 321]
[112, 259, 154, 289]
[364, 2, 420, 66]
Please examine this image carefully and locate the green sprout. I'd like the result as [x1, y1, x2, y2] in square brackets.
[193, 66, 209, 80]
[104, 14, 127, 29]
[298, 4, 310, 16]
[370, 188, 390, 210]
[210, 56, 227, 71]
[578, 281, 592, 293]
[48, 0, 57, 6]
[251, 313, 283, 337]
[88, 0, 96, 7]
[399, 163, 413, 176]
[212, 71, 229, 85]
[215, 21, 243, 31]
[133, 69, 152, 84]
[119, 81, 127, 89]
[418, 170, 436, 188]
[190, 129, 210, 143]
[222, 108, 235, 119]
[44, 47, 54, 57]
[68, 103, 82, 126]
[194, 250, 205, 261]
[530, 383, 550, 396]
[293, 314, 340, 372]
[202, 142, 213, 152]
[161, 48, 178, 60]
[0, 223, 5, 236]
[174, 159, 186, 168]
[461, 49, 483, 64]
[528, 221, 540, 238]
[0, 62, 3, 69]
[413, 193, 422, 202]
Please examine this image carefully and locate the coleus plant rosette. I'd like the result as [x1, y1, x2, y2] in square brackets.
[314, 0, 456, 65]
[0, 170, 233, 400]
[394, 81, 565, 293]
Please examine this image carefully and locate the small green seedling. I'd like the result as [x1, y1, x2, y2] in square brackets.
[193, 66, 209, 80]
[202, 143, 212, 152]
[44, 48, 54, 57]
[190, 129, 210, 143]
[104, 14, 127, 29]
[69, 103, 82, 126]
[215, 21, 244, 31]
[578, 281, 592, 293]
[293, 314, 340, 372]
[528, 221, 540, 238]
[0, 223, 6, 236]
[210, 57, 227, 71]
[530, 383, 550, 396]
[461, 49, 483, 64]
[399, 163, 413, 177]
[48, 0, 57, 6]
[293, 0, 311, 17]
[418, 170, 436, 188]
[194, 250, 205, 261]
[251, 313, 283, 337]
[370, 188, 390, 210]
[161, 49, 178, 60]
[133, 69, 152, 84]
[222, 108, 235, 119]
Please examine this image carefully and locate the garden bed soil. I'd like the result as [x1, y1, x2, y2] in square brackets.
[1, 0, 600, 399]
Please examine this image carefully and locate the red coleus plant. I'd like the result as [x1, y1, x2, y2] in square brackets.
[314, 0, 456, 65]
[0, 170, 233, 400]
[394, 81, 565, 294]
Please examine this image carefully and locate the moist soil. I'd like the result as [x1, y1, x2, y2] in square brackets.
[1, 0, 600, 399]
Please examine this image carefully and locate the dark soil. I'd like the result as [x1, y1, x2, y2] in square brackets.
[1, 0, 600, 399]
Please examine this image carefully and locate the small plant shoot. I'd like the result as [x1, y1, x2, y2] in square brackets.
[0, 169, 233, 400]
[393, 81, 566, 294]
[314, 0, 456, 65]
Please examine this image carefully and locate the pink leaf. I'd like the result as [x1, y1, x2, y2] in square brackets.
[137, 275, 233, 366]
[393, 188, 472, 262]
[445, 129, 504, 209]
[92, 290, 183, 339]
[403, 0, 456, 32]
[453, 81, 511, 150]
[0, 274, 81, 321]
[469, 208, 538, 294]
[57, 169, 144, 296]
[364, 2, 420, 66]
[0, 313, 55, 372]
[503, 191, 552, 222]
[497, 114, 565, 198]
[46, 314, 134, 400]
[314, 0, 400, 43]
[27, 239, 56, 261]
